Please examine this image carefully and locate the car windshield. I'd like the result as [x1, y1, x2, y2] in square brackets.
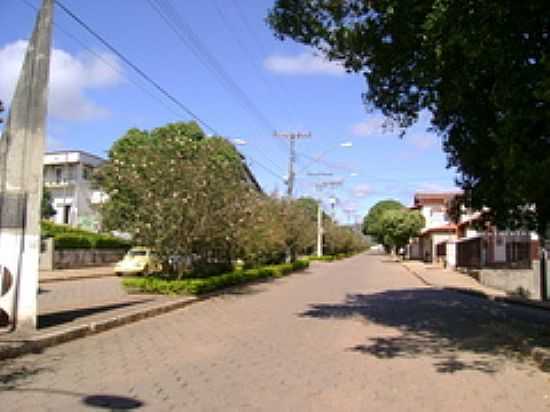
[127, 250, 147, 257]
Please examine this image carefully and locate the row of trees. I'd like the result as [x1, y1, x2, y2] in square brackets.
[96, 122, 367, 277]
[362, 200, 425, 254]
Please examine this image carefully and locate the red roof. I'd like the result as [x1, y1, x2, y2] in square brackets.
[413, 191, 462, 207]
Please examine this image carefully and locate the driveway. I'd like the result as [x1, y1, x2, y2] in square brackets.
[1, 254, 550, 411]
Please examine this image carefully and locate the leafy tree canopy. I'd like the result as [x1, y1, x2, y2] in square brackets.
[362, 199, 404, 244]
[268, 1, 550, 240]
[379, 209, 425, 252]
[96, 122, 258, 273]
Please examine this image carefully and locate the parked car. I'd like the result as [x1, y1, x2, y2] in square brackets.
[114, 247, 162, 276]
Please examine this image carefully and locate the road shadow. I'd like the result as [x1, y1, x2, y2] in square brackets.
[1, 386, 144, 409]
[38, 299, 154, 329]
[300, 288, 550, 374]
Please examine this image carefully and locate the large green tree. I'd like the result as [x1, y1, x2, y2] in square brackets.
[362, 200, 404, 247]
[268, 1, 550, 242]
[378, 209, 425, 254]
[96, 122, 261, 275]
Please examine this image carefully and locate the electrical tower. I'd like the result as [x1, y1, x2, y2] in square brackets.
[274, 131, 311, 197]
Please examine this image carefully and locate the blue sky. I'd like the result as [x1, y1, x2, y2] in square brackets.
[0, 0, 459, 223]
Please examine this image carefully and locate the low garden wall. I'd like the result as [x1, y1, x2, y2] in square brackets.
[53, 249, 126, 269]
[478, 264, 540, 299]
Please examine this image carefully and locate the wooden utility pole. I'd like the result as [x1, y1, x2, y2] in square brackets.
[274, 131, 311, 197]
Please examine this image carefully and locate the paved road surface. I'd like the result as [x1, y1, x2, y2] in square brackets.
[1, 254, 550, 411]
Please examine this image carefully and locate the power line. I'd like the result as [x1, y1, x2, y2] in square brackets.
[148, 0, 277, 134]
[147, 0, 287, 172]
[54, 0, 219, 135]
[274, 131, 311, 197]
[210, 0, 292, 155]
[18, 0, 188, 122]
[28, 0, 287, 183]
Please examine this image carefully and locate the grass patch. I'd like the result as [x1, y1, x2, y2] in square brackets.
[123, 259, 310, 295]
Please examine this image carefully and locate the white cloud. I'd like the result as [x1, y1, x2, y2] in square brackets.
[352, 183, 371, 198]
[407, 132, 437, 150]
[351, 115, 394, 137]
[264, 52, 345, 76]
[0, 40, 122, 121]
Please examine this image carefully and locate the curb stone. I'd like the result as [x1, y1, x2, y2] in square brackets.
[399, 261, 550, 374]
[39, 273, 116, 284]
[1, 265, 313, 361]
[0, 297, 198, 361]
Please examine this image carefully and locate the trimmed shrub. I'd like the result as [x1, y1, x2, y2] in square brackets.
[42, 220, 131, 250]
[123, 259, 310, 295]
[54, 234, 93, 249]
[94, 235, 131, 250]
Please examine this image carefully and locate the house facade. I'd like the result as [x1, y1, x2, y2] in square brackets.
[43, 151, 107, 231]
[408, 192, 461, 262]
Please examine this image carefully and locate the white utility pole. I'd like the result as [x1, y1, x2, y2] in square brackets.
[0, 0, 53, 331]
[309, 174, 343, 257]
[274, 131, 311, 197]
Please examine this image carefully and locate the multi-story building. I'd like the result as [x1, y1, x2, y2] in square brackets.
[408, 192, 462, 262]
[43, 151, 107, 231]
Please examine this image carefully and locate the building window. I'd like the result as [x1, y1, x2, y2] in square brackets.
[63, 205, 71, 225]
[55, 167, 63, 183]
[82, 165, 93, 180]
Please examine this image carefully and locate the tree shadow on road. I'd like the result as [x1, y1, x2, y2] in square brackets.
[300, 288, 550, 374]
[38, 299, 155, 329]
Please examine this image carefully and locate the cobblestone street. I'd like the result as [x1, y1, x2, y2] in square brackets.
[2, 254, 550, 411]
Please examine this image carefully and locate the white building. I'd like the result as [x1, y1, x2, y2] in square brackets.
[43, 151, 107, 231]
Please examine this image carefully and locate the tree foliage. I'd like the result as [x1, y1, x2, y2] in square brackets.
[96, 122, 347, 275]
[97, 122, 261, 274]
[41, 186, 56, 219]
[378, 209, 425, 252]
[268, 1, 550, 239]
[362, 200, 404, 244]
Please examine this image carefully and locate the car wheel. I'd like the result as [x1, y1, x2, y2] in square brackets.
[115, 272, 122, 277]
[141, 265, 150, 276]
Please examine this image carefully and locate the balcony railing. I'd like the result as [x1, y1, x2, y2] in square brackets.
[44, 179, 76, 187]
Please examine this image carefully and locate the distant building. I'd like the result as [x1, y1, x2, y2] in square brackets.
[43, 151, 107, 231]
[409, 192, 462, 262]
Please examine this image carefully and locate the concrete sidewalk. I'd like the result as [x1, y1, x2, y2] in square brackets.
[1, 276, 197, 360]
[39, 265, 116, 283]
[401, 259, 550, 311]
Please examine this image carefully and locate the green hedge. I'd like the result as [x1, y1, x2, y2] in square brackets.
[307, 252, 360, 263]
[123, 259, 310, 295]
[42, 221, 131, 250]
[54, 234, 93, 249]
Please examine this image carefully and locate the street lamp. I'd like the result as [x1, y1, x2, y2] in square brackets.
[232, 138, 247, 146]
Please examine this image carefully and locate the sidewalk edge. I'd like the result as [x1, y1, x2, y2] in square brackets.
[0, 297, 198, 361]
[399, 261, 550, 373]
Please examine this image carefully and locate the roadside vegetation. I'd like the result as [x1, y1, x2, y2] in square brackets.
[123, 259, 309, 295]
[268, 1, 550, 244]
[95, 121, 367, 293]
[362, 200, 424, 254]
[41, 221, 131, 250]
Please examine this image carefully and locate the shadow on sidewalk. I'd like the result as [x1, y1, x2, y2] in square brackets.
[300, 288, 550, 374]
[38, 299, 154, 329]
